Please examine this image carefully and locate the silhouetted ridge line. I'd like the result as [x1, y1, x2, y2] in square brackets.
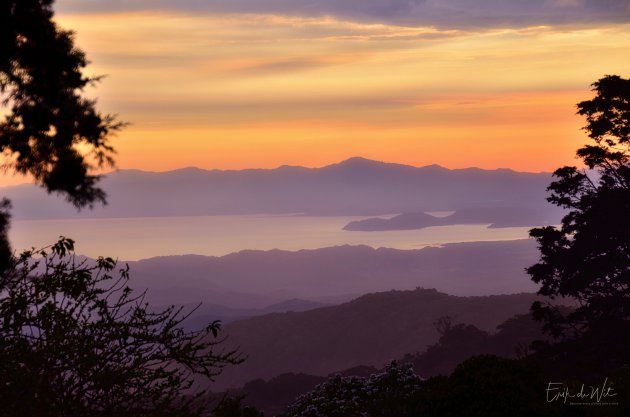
[3, 158, 554, 220]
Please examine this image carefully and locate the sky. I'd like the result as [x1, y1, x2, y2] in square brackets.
[5, 1, 630, 184]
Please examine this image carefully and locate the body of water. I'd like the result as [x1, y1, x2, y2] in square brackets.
[9, 215, 533, 260]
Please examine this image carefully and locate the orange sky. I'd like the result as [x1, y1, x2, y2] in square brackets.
[3, 12, 630, 185]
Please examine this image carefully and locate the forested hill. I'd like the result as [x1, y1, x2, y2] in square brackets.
[212, 289, 542, 390]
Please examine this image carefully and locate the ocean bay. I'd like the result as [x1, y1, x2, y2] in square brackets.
[9, 215, 532, 260]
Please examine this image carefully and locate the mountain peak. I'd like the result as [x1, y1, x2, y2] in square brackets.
[330, 157, 418, 171]
[325, 158, 454, 176]
[336, 157, 384, 167]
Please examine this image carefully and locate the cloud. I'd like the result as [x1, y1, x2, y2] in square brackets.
[56, 0, 630, 28]
[45, 9, 630, 175]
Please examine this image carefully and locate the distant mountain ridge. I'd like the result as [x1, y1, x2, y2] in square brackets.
[168, 298, 330, 329]
[1, 157, 554, 220]
[127, 240, 539, 307]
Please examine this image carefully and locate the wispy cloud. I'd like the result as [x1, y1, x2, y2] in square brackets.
[42, 9, 630, 177]
[56, 0, 630, 29]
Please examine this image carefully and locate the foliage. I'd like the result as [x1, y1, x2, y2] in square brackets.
[411, 356, 577, 417]
[235, 373, 328, 416]
[401, 314, 544, 378]
[0, 0, 123, 208]
[211, 396, 265, 417]
[0, 0, 124, 270]
[527, 75, 630, 354]
[283, 356, 584, 417]
[0, 237, 242, 417]
[0, 198, 11, 270]
[0, 4, 243, 416]
[284, 361, 422, 417]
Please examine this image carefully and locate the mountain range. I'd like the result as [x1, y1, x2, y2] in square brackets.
[126, 240, 540, 311]
[2, 157, 554, 220]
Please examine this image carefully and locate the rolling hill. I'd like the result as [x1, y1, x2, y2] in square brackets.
[126, 240, 540, 308]
[211, 288, 542, 390]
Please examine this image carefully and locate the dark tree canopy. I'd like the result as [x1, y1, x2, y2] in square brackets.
[0, 0, 122, 208]
[0, 238, 242, 416]
[528, 75, 630, 343]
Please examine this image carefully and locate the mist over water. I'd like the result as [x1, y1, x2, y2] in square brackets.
[9, 214, 532, 260]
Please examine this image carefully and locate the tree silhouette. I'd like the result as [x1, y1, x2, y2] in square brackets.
[0, 237, 242, 416]
[212, 397, 265, 417]
[527, 75, 630, 371]
[0, 0, 123, 268]
[1, 3, 242, 415]
[1, 0, 122, 207]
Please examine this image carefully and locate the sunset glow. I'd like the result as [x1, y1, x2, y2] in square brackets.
[3, 8, 629, 186]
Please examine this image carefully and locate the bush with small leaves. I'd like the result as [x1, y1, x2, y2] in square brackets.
[284, 361, 423, 417]
[0, 237, 242, 417]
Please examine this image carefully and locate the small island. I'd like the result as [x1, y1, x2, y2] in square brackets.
[343, 207, 563, 231]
